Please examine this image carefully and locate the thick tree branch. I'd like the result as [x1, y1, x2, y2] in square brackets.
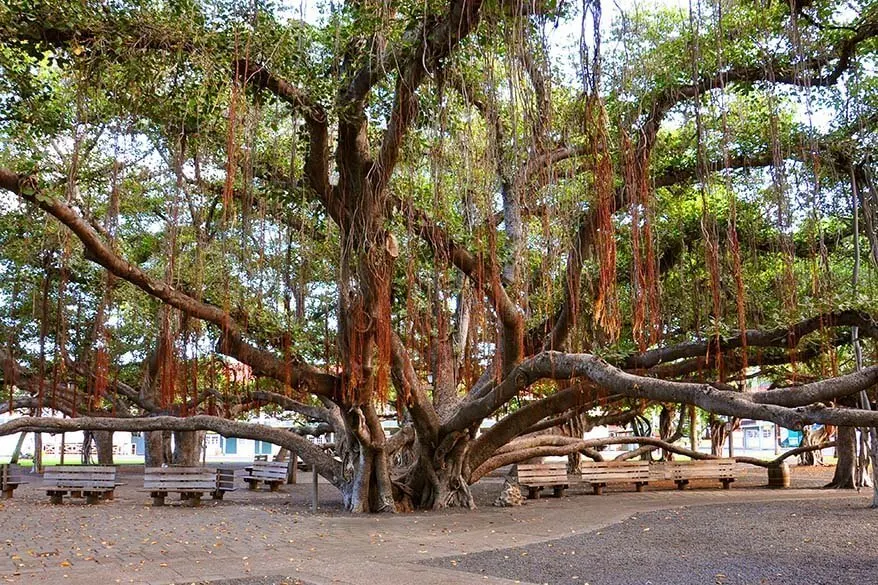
[445, 350, 878, 435]
[372, 0, 484, 196]
[400, 197, 524, 371]
[621, 310, 878, 371]
[390, 333, 440, 441]
[235, 60, 332, 206]
[0, 167, 342, 400]
[0, 414, 342, 483]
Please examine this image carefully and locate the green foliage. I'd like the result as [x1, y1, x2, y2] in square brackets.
[1, 0, 877, 418]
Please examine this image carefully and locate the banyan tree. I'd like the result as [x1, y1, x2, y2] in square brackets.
[2, 0, 878, 511]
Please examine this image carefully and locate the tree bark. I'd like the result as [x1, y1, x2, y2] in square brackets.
[659, 405, 675, 461]
[9, 432, 26, 464]
[33, 432, 42, 472]
[827, 426, 858, 489]
[145, 431, 165, 467]
[709, 415, 727, 456]
[94, 430, 114, 465]
[173, 430, 203, 466]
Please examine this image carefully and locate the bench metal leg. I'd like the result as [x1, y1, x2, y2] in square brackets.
[49, 493, 63, 505]
[592, 484, 604, 496]
[2, 488, 13, 500]
[85, 493, 101, 505]
[721, 479, 732, 490]
[553, 486, 566, 498]
[675, 480, 688, 490]
[269, 482, 281, 492]
[247, 480, 259, 490]
[527, 487, 540, 499]
[212, 490, 224, 500]
[187, 494, 202, 507]
[152, 495, 166, 507]
[635, 482, 646, 493]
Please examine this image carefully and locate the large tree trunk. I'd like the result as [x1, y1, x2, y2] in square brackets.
[144, 430, 165, 466]
[828, 398, 859, 488]
[94, 430, 114, 465]
[9, 432, 26, 464]
[564, 414, 585, 475]
[709, 416, 728, 456]
[333, 403, 397, 513]
[33, 432, 42, 472]
[659, 405, 675, 461]
[827, 426, 858, 488]
[172, 430, 203, 466]
[391, 426, 477, 512]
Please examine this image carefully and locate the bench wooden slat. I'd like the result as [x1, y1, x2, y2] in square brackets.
[142, 474, 216, 481]
[43, 466, 118, 504]
[248, 462, 287, 478]
[515, 461, 569, 499]
[143, 482, 216, 487]
[1, 464, 26, 498]
[144, 467, 217, 474]
[211, 467, 237, 500]
[142, 467, 219, 506]
[664, 459, 736, 490]
[243, 461, 288, 491]
[579, 461, 651, 495]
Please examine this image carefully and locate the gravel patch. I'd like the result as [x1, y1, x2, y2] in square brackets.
[425, 497, 878, 585]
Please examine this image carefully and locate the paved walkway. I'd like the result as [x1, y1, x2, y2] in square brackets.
[0, 467, 869, 585]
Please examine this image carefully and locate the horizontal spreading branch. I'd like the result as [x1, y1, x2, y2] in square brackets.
[241, 390, 334, 423]
[447, 351, 878, 435]
[621, 310, 878, 371]
[0, 415, 342, 484]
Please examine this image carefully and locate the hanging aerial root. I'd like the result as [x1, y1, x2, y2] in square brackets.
[585, 96, 620, 340]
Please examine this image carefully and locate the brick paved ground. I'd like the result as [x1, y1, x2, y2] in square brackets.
[0, 464, 867, 585]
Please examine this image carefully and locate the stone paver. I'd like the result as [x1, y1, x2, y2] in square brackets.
[0, 466, 865, 584]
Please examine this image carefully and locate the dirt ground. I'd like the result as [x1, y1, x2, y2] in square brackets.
[0, 462, 874, 585]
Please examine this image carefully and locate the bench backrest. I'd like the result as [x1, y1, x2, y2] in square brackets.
[144, 467, 217, 491]
[215, 467, 236, 491]
[516, 461, 568, 485]
[44, 466, 116, 489]
[0, 464, 25, 487]
[667, 459, 736, 480]
[580, 460, 651, 482]
[249, 461, 288, 481]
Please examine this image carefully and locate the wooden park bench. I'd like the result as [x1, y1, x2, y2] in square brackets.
[243, 460, 287, 492]
[44, 466, 117, 505]
[212, 466, 237, 500]
[143, 467, 217, 507]
[580, 460, 651, 495]
[666, 459, 736, 490]
[1, 464, 26, 499]
[515, 460, 569, 499]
